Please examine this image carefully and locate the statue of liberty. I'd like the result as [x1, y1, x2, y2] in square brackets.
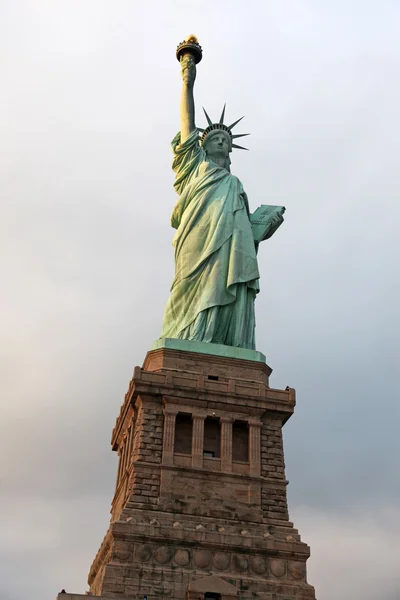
[161, 36, 285, 350]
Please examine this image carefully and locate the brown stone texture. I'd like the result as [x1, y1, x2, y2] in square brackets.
[88, 347, 316, 600]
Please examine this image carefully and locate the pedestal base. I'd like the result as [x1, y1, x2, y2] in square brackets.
[71, 345, 317, 599]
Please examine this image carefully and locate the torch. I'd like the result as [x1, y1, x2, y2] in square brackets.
[176, 34, 203, 65]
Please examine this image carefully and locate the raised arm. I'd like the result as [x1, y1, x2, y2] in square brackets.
[180, 55, 196, 143]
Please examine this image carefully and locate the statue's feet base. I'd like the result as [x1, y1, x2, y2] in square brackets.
[151, 337, 267, 363]
[148, 337, 271, 386]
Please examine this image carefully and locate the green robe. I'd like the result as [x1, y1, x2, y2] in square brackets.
[161, 130, 260, 349]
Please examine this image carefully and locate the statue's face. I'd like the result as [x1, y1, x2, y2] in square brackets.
[204, 131, 231, 159]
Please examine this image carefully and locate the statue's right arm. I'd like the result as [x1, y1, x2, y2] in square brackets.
[180, 55, 196, 144]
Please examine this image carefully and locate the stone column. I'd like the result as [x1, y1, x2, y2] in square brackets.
[249, 418, 262, 477]
[191, 414, 205, 469]
[126, 425, 133, 471]
[116, 447, 123, 487]
[121, 434, 128, 472]
[220, 416, 233, 472]
[162, 408, 177, 466]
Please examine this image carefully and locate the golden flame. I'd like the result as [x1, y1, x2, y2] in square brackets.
[185, 34, 198, 44]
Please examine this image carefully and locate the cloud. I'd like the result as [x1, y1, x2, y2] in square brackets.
[293, 505, 400, 600]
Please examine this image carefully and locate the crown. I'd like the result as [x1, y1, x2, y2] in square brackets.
[198, 105, 250, 150]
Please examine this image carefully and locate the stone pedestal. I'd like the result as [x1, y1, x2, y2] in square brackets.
[86, 343, 316, 600]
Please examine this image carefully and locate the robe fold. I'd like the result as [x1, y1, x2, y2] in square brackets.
[161, 130, 260, 349]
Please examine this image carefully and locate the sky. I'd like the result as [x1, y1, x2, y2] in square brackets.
[1, 1, 399, 599]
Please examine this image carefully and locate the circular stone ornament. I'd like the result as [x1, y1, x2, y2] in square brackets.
[288, 561, 306, 580]
[213, 552, 230, 571]
[270, 559, 286, 577]
[193, 550, 212, 569]
[250, 556, 267, 574]
[174, 549, 190, 567]
[153, 546, 172, 564]
[135, 544, 152, 562]
[233, 555, 248, 572]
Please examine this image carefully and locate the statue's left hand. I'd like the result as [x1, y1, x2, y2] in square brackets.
[250, 205, 285, 244]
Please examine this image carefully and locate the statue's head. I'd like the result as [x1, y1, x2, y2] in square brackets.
[199, 105, 249, 169]
[203, 129, 232, 168]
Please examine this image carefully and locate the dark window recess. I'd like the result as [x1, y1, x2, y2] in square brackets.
[203, 417, 221, 458]
[174, 413, 192, 454]
[232, 420, 249, 462]
[208, 375, 219, 381]
[204, 594, 221, 600]
[203, 450, 215, 458]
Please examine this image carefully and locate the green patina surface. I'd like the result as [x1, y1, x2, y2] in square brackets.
[152, 337, 267, 363]
[160, 43, 285, 351]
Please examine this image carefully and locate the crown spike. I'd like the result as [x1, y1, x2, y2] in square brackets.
[219, 103, 226, 124]
[228, 116, 244, 130]
[202, 107, 213, 127]
[201, 109, 250, 151]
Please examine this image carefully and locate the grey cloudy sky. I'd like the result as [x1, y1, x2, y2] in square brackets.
[1, 1, 399, 599]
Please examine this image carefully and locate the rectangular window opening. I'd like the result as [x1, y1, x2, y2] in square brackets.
[203, 416, 221, 458]
[203, 450, 215, 458]
[232, 420, 249, 462]
[174, 413, 192, 455]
